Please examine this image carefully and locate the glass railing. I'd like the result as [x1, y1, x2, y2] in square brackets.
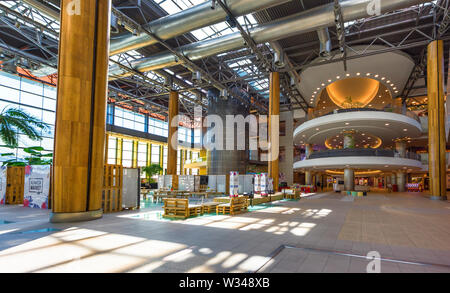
[308, 107, 420, 123]
[295, 149, 421, 161]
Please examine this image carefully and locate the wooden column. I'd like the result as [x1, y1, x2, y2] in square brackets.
[427, 40, 447, 200]
[51, 0, 111, 222]
[167, 91, 179, 189]
[269, 72, 280, 192]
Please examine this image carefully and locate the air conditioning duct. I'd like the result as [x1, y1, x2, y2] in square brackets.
[109, 0, 428, 79]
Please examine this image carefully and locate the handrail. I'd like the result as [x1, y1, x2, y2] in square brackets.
[310, 107, 420, 123]
[298, 148, 421, 161]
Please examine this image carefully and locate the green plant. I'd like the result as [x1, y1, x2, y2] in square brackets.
[0, 107, 48, 148]
[23, 146, 53, 165]
[1, 151, 26, 166]
[141, 164, 163, 183]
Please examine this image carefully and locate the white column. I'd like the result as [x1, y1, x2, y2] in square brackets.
[344, 169, 355, 191]
[395, 141, 406, 158]
[397, 172, 406, 192]
[305, 171, 312, 185]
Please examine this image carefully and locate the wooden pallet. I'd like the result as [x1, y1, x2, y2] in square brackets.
[202, 202, 220, 214]
[216, 196, 248, 215]
[6, 166, 25, 205]
[102, 165, 123, 213]
[163, 198, 204, 219]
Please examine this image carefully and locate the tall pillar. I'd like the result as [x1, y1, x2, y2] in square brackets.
[305, 170, 312, 185]
[51, 0, 111, 223]
[391, 173, 397, 186]
[395, 141, 406, 158]
[167, 91, 179, 188]
[316, 173, 321, 189]
[305, 144, 314, 159]
[427, 40, 447, 200]
[269, 72, 280, 192]
[344, 168, 355, 191]
[397, 172, 406, 192]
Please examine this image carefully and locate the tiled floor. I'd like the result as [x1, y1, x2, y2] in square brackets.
[0, 192, 449, 273]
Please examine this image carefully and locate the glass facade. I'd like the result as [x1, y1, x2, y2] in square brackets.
[0, 70, 200, 172]
[0, 71, 56, 163]
[108, 104, 195, 144]
[106, 134, 199, 175]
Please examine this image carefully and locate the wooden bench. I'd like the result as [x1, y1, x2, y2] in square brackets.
[216, 196, 249, 216]
[163, 198, 203, 219]
[202, 202, 221, 214]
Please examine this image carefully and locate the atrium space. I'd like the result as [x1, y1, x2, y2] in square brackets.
[0, 0, 449, 276]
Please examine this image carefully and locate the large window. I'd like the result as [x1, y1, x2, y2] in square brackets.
[151, 144, 160, 165]
[137, 142, 148, 167]
[149, 117, 168, 137]
[194, 128, 202, 144]
[122, 139, 133, 167]
[107, 137, 117, 165]
[178, 127, 192, 143]
[0, 71, 56, 163]
[114, 107, 146, 132]
[163, 146, 168, 174]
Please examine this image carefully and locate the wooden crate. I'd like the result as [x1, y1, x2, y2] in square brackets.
[102, 165, 123, 213]
[6, 166, 25, 205]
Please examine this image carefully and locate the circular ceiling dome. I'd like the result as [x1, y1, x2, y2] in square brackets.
[326, 77, 380, 108]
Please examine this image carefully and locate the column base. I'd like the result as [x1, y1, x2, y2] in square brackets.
[50, 209, 103, 223]
[430, 196, 448, 201]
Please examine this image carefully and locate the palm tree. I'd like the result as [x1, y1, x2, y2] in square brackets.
[0, 107, 48, 148]
[141, 164, 163, 183]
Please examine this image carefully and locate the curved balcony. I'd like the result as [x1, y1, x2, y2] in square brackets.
[293, 148, 423, 172]
[312, 107, 421, 123]
[294, 108, 423, 145]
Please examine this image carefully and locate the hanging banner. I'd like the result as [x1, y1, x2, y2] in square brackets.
[0, 166, 6, 205]
[23, 165, 51, 209]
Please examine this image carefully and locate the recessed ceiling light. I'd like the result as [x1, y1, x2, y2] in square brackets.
[345, 122, 350, 125]
[366, 73, 371, 76]
[403, 129, 408, 131]
[316, 128, 320, 131]
[328, 79, 332, 82]
[385, 123, 390, 126]
[381, 77, 385, 80]
[356, 73, 361, 76]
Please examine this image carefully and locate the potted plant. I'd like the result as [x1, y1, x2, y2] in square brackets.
[23, 146, 53, 165]
[141, 164, 163, 189]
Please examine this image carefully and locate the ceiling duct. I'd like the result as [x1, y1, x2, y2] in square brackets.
[317, 28, 332, 58]
[20, 0, 291, 56]
[109, 0, 291, 55]
[109, 0, 429, 78]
